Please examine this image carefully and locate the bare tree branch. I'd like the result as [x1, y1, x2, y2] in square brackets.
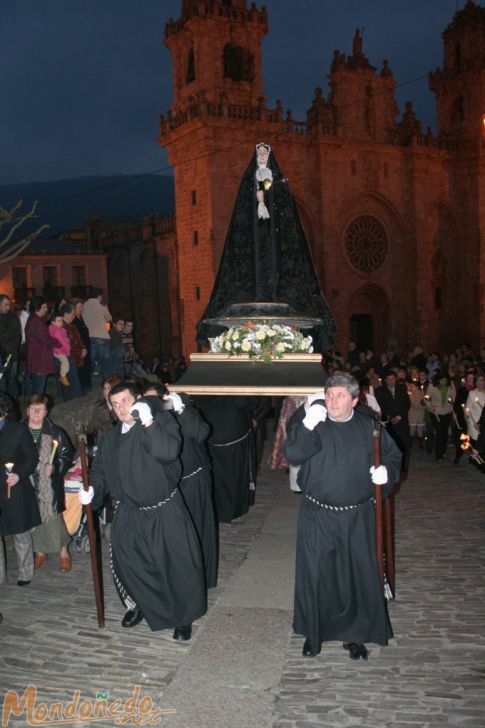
[0, 199, 49, 263]
[0, 224, 50, 264]
[0, 199, 23, 230]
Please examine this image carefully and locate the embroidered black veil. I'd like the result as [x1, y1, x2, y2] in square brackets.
[196, 145, 337, 352]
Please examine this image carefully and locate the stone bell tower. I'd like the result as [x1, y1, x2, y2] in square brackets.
[166, 0, 267, 108]
[429, 0, 485, 343]
[160, 0, 269, 354]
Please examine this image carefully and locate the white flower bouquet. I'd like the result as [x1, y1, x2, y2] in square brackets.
[208, 321, 313, 364]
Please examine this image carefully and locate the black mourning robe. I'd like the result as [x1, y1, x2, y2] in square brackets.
[90, 410, 206, 631]
[375, 383, 411, 455]
[0, 421, 40, 535]
[284, 407, 401, 654]
[176, 398, 218, 589]
[196, 146, 337, 353]
[196, 396, 258, 523]
[141, 395, 218, 588]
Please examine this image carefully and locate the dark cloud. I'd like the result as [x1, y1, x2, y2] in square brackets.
[0, 0, 460, 184]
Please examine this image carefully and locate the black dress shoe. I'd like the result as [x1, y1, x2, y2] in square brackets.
[17, 580, 31, 587]
[121, 608, 144, 628]
[302, 638, 320, 657]
[343, 642, 368, 660]
[173, 625, 192, 641]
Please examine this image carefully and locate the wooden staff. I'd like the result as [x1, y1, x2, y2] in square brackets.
[372, 420, 384, 590]
[384, 495, 395, 593]
[79, 438, 105, 628]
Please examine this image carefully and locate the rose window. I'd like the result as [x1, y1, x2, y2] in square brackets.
[345, 216, 388, 274]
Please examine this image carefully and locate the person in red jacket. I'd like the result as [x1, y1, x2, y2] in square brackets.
[25, 297, 56, 395]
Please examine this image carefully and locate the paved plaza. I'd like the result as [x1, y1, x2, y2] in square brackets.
[1, 444, 484, 727]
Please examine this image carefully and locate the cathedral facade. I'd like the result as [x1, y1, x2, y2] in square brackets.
[159, 0, 485, 359]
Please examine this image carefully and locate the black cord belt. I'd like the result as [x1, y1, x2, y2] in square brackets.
[181, 466, 203, 480]
[305, 493, 375, 512]
[137, 488, 178, 511]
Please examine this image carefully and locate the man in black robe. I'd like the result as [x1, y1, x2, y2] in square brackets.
[284, 373, 401, 659]
[168, 391, 218, 588]
[375, 370, 411, 469]
[142, 384, 218, 590]
[80, 381, 206, 640]
[196, 395, 258, 523]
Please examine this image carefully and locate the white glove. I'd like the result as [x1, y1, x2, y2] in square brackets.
[307, 390, 326, 406]
[163, 392, 185, 414]
[370, 465, 388, 485]
[79, 485, 94, 505]
[130, 401, 153, 426]
[302, 404, 327, 431]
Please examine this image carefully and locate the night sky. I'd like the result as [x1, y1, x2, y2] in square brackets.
[1, 0, 465, 185]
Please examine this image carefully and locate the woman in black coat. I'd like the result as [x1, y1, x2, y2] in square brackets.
[0, 393, 40, 585]
[25, 395, 74, 572]
[71, 299, 91, 394]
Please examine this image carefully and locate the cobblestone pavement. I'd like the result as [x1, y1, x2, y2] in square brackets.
[0, 444, 484, 728]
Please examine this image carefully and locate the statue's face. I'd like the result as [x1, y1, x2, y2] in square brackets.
[256, 146, 269, 166]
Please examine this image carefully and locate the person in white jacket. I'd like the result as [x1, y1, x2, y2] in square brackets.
[465, 375, 485, 442]
[82, 288, 112, 378]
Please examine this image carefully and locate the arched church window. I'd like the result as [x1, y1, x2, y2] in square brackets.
[186, 48, 195, 84]
[344, 215, 388, 274]
[223, 43, 254, 82]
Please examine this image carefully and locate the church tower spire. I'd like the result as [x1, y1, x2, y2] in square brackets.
[429, 0, 485, 144]
[164, 1, 268, 111]
[160, 1, 269, 355]
[428, 0, 485, 352]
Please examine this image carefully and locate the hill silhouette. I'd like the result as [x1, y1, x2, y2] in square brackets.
[0, 174, 175, 237]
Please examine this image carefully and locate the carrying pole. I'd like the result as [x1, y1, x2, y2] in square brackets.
[79, 438, 105, 628]
[372, 421, 385, 590]
[384, 495, 395, 593]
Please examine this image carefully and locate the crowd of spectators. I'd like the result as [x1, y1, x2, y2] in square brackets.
[0, 288, 186, 404]
[321, 342, 485, 468]
[0, 286, 189, 597]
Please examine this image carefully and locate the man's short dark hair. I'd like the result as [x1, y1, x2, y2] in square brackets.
[0, 294, 10, 304]
[59, 303, 74, 317]
[30, 296, 47, 313]
[108, 381, 140, 401]
[432, 370, 451, 387]
[90, 287, 103, 298]
[325, 373, 360, 398]
[140, 381, 167, 396]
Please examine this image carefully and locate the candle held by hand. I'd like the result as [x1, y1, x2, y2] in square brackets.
[49, 440, 58, 465]
[5, 462, 14, 499]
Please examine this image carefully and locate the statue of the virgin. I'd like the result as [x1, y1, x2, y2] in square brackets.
[196, 142, 337, 352]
